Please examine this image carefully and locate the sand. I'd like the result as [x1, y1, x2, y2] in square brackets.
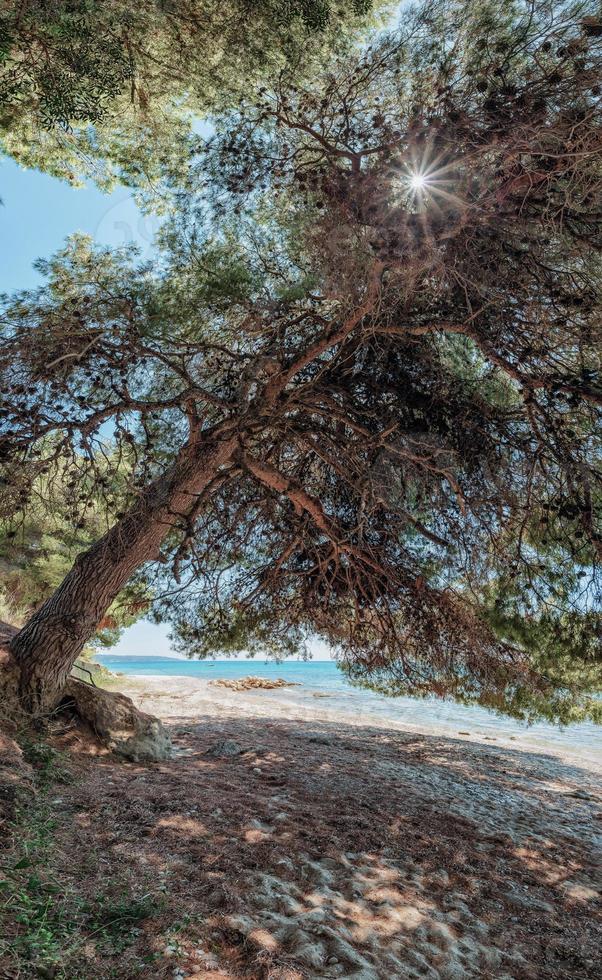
[123, 673, 602, 765]
[40, 675, 602, 978]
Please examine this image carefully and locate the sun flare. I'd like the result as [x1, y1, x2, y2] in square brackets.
[409, 172, 428, 191]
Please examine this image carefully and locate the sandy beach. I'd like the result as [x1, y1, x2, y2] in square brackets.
[121, 672, 602, 767]
[31, 672, 598, 979]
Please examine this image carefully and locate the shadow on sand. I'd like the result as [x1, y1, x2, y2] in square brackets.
[47, 713, 602, 979]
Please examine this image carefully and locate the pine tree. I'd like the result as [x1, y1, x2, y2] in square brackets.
[0, 0, 377, 186]
[1, 0, 600, 720]
[0, 450, 150, 644]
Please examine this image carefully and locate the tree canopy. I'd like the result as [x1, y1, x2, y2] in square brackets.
[1, 0, 600, 721]
[0, 0, 377, 186]
[0, 449, 150, 643]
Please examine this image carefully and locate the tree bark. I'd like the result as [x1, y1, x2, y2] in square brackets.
[9, 431, 238, 714]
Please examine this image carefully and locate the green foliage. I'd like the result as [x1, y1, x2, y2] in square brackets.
[87, 893, 164, 951]
[0, 0, 380, 187]
[19, 738, 73, 789]
[0, 448, 151, 644]
[477, 575, 602, 724]
[0, 738, 164, 978]
[0, 742, 74, 974]
[0, 5, 133, 128]
[0, 0, 599, 723]
[168, 601, 307, 660]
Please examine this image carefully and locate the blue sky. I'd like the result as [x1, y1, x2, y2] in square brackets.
[105, 620, 332, 660]
[0, 157, 152, 293]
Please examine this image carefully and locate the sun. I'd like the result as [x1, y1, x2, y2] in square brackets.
[393, 148, 462, 216]
[409, 172, 428, 191]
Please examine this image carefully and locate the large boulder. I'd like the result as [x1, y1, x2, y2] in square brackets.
[205, 738, 244, 758]
[63, 679, 172, 763]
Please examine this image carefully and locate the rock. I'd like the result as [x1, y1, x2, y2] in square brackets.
[210, 676, 300, 692]
[305, 908, 327, 923]
[440, 965, 467, 980]
[63, 679, 172, 762]
[430, 869, 450, 887]
[568, 790, 594, 801]
[204, 739, 243, 758]
[35, 966, 57, 979]
[305, 734, 333, 745]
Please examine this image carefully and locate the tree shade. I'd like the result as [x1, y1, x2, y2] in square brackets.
[0, 0, 600, 720]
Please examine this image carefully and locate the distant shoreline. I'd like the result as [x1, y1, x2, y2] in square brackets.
[96, 654, 335, 662]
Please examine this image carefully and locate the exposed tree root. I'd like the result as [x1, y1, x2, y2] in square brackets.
[1, 619, 171, 763]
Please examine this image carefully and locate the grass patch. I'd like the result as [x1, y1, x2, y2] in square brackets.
[71, 657, 114, 686]
[84, 891, 165, 953]
[0, 738, 164, 979]
[0, 742, 78, 976]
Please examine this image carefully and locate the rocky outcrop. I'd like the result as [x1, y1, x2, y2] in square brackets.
[204, 738, 244, 758]
[210, 675, 300, 692]
[63, 679, 172, 763]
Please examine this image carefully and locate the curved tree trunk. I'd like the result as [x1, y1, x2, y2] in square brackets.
[9, 431, 238, 714]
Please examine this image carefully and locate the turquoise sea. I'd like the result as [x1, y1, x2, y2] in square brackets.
[96, 654, 602, 762]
